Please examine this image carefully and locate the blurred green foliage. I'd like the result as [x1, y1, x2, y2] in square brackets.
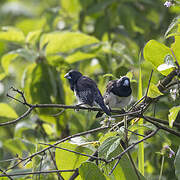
[0, 0, 180, 179]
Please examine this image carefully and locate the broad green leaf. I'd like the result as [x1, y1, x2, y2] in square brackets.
[144, 40, 173, 75]
[99, 136, 120, 160]
[165, 16, 180, 38]
[157, 54, 176, 71]
[40, 31, 99, 55]
[61, 0, 82, 17]
[0, 103, 18, 121]
[99, 132, 118, 144]
[23, 62, 64, 106]
[56, 142, 92, 179]
[174, 146, 180, 180]
[168, 106, 180, 128]
[112, 155, 146, 180]
[66, 51, 96, 63]
[0, 72, 6, 80]
[10, 48, 37, 62]
[79, 162, 106, 180]
[4, 138, 35, 155]
[0, 26, 25, 43]
[16, 18, 46, 35]
[26, 30, 42, 47]
[1, 53, 19, 73]
[147, 83, 164, 98]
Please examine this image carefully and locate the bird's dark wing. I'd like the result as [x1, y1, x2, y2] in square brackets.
[75, 76, 97, 106]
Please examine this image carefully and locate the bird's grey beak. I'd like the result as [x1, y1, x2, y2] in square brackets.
[123, 79, 129, 86]
[64, 73, 71, 79]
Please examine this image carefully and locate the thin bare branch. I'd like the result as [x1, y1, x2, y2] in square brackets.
[0, 170, 76, 177]
[108, 128, 159, 174]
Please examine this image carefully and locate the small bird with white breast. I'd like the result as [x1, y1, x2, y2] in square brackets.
[96, 76, 132, 118]
[64, 70, 111, 116]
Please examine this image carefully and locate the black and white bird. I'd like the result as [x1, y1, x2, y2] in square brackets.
[64, 70, 111, 116]
[96, 76, 132, 118]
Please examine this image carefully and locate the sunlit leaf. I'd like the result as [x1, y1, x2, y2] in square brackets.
[98, 136, 120, 160]
[1, 53, 19, 73]
[79, 162, 106, 180]
[157, 54, 176, 71]
[40, 31, 99, 55]
[147, 83, 163, 98]
[0, 103, 18, 121]
[144, 40, 173, 75]
[168, 106, 180, 128]
[4, 138, 35, 155]
[0, 26, 25, 43]
[56, 142, 92, 179]
[26, 30, 42, 46]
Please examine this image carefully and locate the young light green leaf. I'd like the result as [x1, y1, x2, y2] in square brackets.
[144, 40, 173, 75]
[98, 136, 120, 159]
[56, 142, 92, 179]
[164, 15, 180, 38]
[0, 26, 25, 43]
[40, 32, 99, 55]
[157, 54, 175, 72]
[26, 30, 42, 45]
[168, 106, 180, 128]
[79, 162, 106, 180]
[0, 103, 18, 120]
[147, 83, 163, 98]
[174, 145, 180, 180]
[1, 53, 19, 73]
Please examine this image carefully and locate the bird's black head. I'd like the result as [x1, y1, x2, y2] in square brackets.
[116, 76, 131, 88]
[111, 76, 132, 97]
[64, 70, 82, 91]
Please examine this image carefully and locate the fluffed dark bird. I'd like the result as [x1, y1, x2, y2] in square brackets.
[96, 76, 132, 118]
[64, 70, 111, 116]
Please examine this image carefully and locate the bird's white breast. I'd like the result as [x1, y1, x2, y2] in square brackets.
[104, 92, 132, 108]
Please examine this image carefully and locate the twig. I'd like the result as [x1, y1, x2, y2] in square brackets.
[0, 169, 14, 180]
[6, 126, 109, 172]
[0, 107, 33, 126]
[144, 115, 180, 128]
[171, 48, 180, 69]
[0, 170, 76, 177]
[108, 128, 159, 174]
[39, 143, 107, 163]
[142, 116, 180, 137]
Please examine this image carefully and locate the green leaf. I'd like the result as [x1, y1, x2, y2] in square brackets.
[40, 31, 99, 55]
[66, 51, 96, 63]
[79, 162, 106, 180]
[144, 40, 173, 75]
[168, 106, 180, 128]
[99, 136, 120, 160]
[0, 26, 25, 43]
[165, 16, 180, 38]
[10, 48, 37, 62]
[1, 53, 19, 73]
[174, 145, 180, 180]
[147, 83, 164, 98]
[157, 54, 176, 72]
[26, 30, 42, 46]
[4, 138, 35, 155]
[61, 0, 82, 17]
[0, 103, 18, 121]
[56, 142, 92, 179]
[16, 18, 46, 35]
